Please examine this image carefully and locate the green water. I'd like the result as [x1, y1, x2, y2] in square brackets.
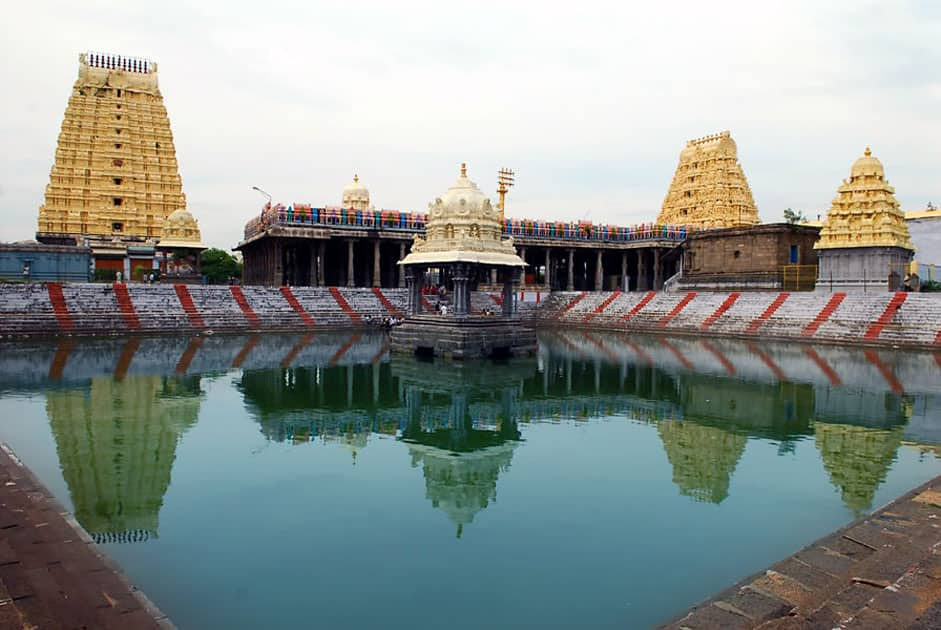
[1, 331, 940, 628]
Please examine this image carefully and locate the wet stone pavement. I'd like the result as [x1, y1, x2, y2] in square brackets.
[0, 444, 170, 629]
[666, 475, 941, 629]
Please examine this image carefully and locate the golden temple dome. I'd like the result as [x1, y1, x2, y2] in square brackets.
[158, 208, 205, 249]
[399, 163, 525, 267]
[850, 147, 885, 179]
[341, 174, 370, 211]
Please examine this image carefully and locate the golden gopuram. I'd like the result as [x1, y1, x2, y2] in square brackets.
[37, 52, 196, 280]
[815, 148, 915, 292]
[658, 131, 760, 229]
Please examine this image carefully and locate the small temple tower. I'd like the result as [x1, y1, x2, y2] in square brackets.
[341, 175, 371, 211]
[37, 52, 190, 278]
[155, 209, 206, 282]
[391, 163, 533, 359]
[658, 131, 759, 228]
[815, 148, 914, 292]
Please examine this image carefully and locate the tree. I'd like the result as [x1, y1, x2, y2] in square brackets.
[200, 248, 242, 284]
[783, 208, 806, 224]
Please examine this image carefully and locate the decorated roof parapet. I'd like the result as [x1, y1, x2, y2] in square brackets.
[243, 202, 697, 244]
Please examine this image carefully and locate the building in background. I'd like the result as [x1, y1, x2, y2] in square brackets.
[677, 224, 821, 291]
[906, 208, 941, 283]
[815, 148, 914, 292]
[0, 242, 91, 282]
[36, 52, 200, 281]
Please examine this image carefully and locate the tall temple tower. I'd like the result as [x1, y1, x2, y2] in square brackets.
[658, 131, 760, 228]
[815, 148, 914, 292]
[37, 52, 192, 278]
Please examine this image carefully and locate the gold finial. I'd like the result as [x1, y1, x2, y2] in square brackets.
[460, 162, 467, 177]
[354, 174, 359, 183]
[864, 147, 871, 157]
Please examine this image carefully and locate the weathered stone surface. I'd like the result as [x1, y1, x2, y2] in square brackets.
[0, 443, 168, 628]
[664, 475, 941, 629]
[390, 315, 536, 359]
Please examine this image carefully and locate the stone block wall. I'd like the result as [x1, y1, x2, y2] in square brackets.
[0, 283, 411, 337]
[2, 284, 939, 350]
[535, 290, 941, 349]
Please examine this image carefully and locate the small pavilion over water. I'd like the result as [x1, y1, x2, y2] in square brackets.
[390, 164, 536, 359]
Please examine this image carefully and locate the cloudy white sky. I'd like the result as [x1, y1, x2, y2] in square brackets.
[2, 0, 939, 249]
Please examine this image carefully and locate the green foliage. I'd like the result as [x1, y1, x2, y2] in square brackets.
[783, 208, 807, 224]
[94, 268, 118, 282]
[921, 280, 941, 293]
[200, 248, 242, 284]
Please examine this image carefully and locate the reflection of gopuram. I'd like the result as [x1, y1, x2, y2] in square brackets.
[815, 423, 904, 514]
[397, 359, 526, 536]
[657, 420, 747, 504]
[46, 375, 200, 542]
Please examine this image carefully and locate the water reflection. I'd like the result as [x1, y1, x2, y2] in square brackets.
[2, 330, 939, 541]
[46, 374, 201, 542]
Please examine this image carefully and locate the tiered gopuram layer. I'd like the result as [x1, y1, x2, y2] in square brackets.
[37, 52, 187, 242]
[815, 148, 914, 251]
[658, 131, 759, 228]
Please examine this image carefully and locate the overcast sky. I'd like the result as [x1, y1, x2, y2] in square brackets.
[2, 0, 939, 249]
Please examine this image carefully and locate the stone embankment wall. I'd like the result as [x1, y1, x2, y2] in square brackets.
[0, 283, 542, 338]
[1, 284, 939, 349]
[534, 290, 941, 349]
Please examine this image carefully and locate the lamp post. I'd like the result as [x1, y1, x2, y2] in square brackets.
[252, 186, 272, 205]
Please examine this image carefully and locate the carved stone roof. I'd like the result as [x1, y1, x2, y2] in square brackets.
[658, 131, 759, 229]
[341, 174, 370, 211]
[399, 163, 525, 267]
[158, 209, 205, 249]
[815, 148, 914, 251]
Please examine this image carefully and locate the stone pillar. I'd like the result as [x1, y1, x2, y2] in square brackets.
[519, 248, 527, 285]
[346, 240, 355, 288]
[490, 269, 497, 286]
[502, 268, 520, 316]
[372, 240, 381, 288]
[347, 365, 354, 407]
[637, 250, 649, 291]
[594, 250, 604, 291]
[398, 242, 406, 288]
[653, 248, 663, 290]
[317, 241, 326, 286]
[405, 268, 423, 315]
[372, 362, 380, 403]
[544, 249, 552, 289]
[621, 252, 628, 291]
[452, 264, 468, 317]
[273, 240, 284, 287]
[309, 245, 318, 287]
[566, 249, 574, 291]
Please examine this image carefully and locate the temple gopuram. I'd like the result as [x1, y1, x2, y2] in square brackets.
[36, 52, 199, 280]
[815, 148, 915, 292]
[658, 131, 760, 228]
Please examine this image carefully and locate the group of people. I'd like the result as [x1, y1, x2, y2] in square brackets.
[364, 314, 403, 328]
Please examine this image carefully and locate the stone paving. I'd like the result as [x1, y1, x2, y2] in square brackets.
[665, 475, 941, 629]
[0, 443, 170, 629]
